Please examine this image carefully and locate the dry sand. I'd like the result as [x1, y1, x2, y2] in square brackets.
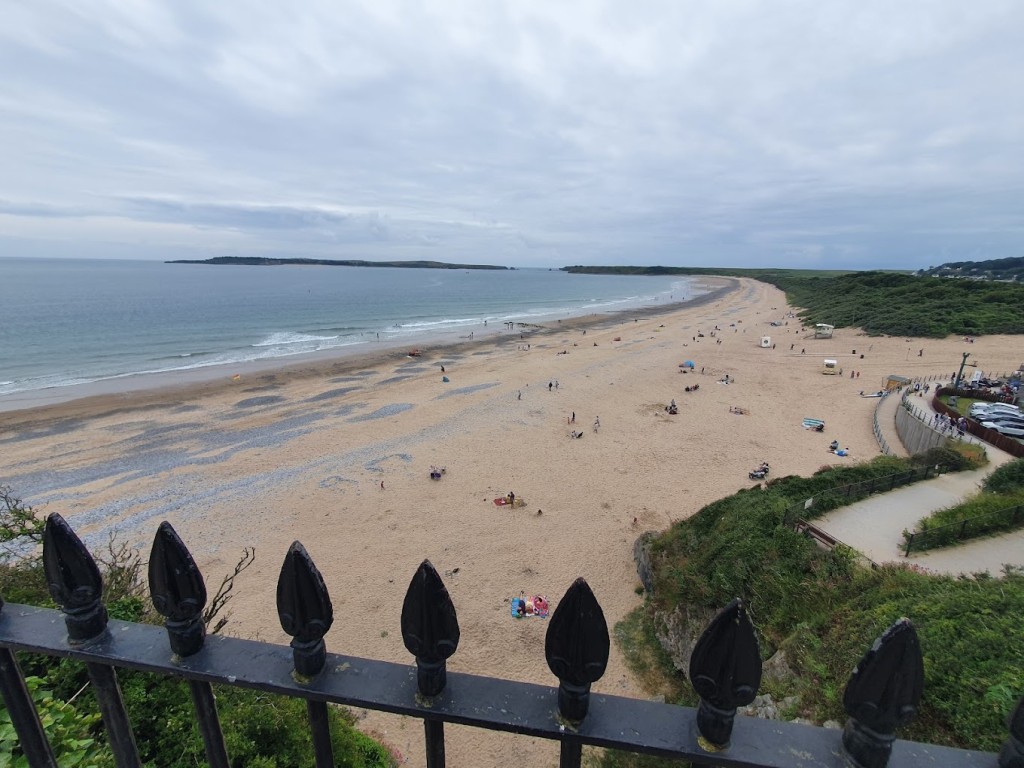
[2, 277, 1021, 766]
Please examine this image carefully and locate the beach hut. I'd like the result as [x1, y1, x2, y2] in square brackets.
[822, 359, 838, 375]
[814, 323, 834, 339]
[885, 375, 911, 391]
[760, 336, 771, 348]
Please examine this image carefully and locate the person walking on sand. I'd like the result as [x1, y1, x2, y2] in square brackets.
[380, 480, 385, 490]
[571, 411, 575, 423]
[593, 416, 600, 431]
[517, 390, 522, 400]
[548, 381, 553, 392]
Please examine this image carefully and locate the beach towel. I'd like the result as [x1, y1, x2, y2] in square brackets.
[494, 497, 525, 507]
[510, 595, 549, 619]
[802, 418, 825, 429]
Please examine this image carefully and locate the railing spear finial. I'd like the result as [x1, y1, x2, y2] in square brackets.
[688, 598, 762, 750]
[401, 559, 460, 697]
[998, 695, 1023, 768]
[842, 617, 924, 768]
[545, 578, 609, 724]
[42, 513, 107, 643]
[149, 521, 208, 657]
[277, 541, 334, 678]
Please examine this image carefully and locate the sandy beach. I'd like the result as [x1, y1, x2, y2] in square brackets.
[3, 277, 1022, 767]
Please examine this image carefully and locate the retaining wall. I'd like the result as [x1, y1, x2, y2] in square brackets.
[894, 401, 950, 456]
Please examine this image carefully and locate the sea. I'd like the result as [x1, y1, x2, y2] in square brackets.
[0, 258, 703, 406]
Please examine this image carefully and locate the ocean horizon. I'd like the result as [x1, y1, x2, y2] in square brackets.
[1, 258, 706, 405]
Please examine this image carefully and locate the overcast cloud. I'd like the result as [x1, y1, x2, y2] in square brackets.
[1, 1, 1022, 268]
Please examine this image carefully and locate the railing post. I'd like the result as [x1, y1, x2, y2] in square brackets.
[545, 578, 610, 768]
[149, 522, 230, 768]
[1000, 695, 1024, 768]
[277, 542, 335, 768]
[0, 596, 59, 767]
[689, 598, 762, 752]
[401, 560, 460, 768]
[43, 514, 142, 768]
[842, 618, 924, 768]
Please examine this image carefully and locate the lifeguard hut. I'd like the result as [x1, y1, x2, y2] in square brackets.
[760, 336, 771, 348]
[814, 323, 834, 339]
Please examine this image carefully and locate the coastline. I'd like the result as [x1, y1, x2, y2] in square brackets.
[5, 275, 1022, 768]
[0, 277, 736, 417]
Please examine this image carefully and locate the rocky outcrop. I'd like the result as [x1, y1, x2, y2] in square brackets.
[650, 602, 719, 674]
[633, 531, 658, 593]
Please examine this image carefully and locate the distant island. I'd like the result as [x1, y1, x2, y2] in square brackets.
[167, 256, 508, 270]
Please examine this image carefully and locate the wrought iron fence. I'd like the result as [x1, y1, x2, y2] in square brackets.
[1, 514, 1021, 768]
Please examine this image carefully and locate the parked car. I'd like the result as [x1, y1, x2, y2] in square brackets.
[970, 403, 1020, 417]
[981, 418, 1024, 431]
[984, 423, 1024, 438]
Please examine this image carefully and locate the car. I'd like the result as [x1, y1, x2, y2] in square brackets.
[985, 423, 1024, 438]
[970, 404, 1020, 417]
[981, 419, 1024, 431]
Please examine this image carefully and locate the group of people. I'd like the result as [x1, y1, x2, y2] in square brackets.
[933, 412, 968, 437]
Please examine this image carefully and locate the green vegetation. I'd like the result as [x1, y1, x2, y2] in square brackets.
[905, 459, 1024, 552]
[607, 456, 1022, 758]
[563, 266, 1024, 337]
[0, 488, 397, 768]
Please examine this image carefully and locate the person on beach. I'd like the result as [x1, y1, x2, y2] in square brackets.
[549, 381, 553, 392]
[593, 416, 600, 431]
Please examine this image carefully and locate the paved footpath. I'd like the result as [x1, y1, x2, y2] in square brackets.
[816, 393, 1023, 576]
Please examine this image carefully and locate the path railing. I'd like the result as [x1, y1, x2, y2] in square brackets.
[1, 514, 1021, 768]
[903, 503, 1024, 556]
[872, 391, 896, 455]
[783, 465, 947, 528]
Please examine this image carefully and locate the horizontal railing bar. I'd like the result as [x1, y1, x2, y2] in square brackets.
[0, 604, 994, 768]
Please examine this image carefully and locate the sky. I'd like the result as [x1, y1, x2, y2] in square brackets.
[1, 1, 1023, 270]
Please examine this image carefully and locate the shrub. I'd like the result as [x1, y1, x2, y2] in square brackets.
[983, 458, 1024, 494]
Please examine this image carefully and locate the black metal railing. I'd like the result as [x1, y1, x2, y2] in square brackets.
[903, 503, 1024, 555]
[1, 514, 1021, 768]
[783, 465, 947, 528]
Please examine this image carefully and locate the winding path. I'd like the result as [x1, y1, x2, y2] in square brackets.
[815, 390, 1024, 576]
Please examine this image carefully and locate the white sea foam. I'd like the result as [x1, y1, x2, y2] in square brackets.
[253, 331, 339, 347]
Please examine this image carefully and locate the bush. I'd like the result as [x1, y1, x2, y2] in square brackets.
[983, 458, 1024, 494]
[635, 461, 1023, 752]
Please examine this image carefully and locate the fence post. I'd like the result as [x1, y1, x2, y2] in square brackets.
[0, 593, 59, 767]
[546, 578, 609, 768]
[842, 618, 924, 768]
[43, 514, 142, 768]
[1000, 696, 1024, 768]
[277, 542, 336, 768]
[689, 598, 762, 751]
[402, 560, 460, 768]
[149, 522, 230, 768]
